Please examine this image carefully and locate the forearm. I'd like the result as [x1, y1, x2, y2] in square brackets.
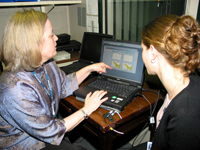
[63, 109, 86, 132]
[76, 62, 112, 85]
[76, 65, 93, 85]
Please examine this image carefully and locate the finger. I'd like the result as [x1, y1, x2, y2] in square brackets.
[101, 65, 112, 73]
[98, 90, 108, 99]
[102, 63, 112, 69]
[105, 65, 113, 69]
[89, 90, 101, 98]
[91, 90, 105, 98]
[86, 92, 92, 98]
[100, 97, 109, 103]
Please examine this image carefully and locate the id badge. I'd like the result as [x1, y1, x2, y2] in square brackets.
[147, 142, 152, 150]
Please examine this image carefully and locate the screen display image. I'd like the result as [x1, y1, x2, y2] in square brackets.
[101, 40, 144, 84]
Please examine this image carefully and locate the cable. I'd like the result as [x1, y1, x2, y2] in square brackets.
[110, 127, 124, 135]
[142, 88, 163, 119]
[104, 118, 124, 134]
[114, 110, 123, 124]
[131, 88, 161, 147]
[142, 88, 164, 100]
[103, 110, 124, 135]
[151, 89, 160, 115]
[142, 94, 152, 115]
[102, 88, 162, 141]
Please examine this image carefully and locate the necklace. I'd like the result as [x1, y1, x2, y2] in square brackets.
[32, 66, 56, 118]
[169, 74, 185, 100]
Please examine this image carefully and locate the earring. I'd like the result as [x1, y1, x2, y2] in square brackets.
[151, 59, 155, 63]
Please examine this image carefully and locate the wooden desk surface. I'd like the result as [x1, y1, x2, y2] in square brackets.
[60, 78, 163, 133]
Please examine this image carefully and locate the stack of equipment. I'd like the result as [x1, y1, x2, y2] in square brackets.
[56, 33, 81, 52]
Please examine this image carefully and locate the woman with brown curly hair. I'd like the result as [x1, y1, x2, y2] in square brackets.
[132, 14, 200, 150]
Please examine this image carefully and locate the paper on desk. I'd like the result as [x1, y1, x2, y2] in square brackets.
[53, 51, 71, 61]
[57, 60, 78, 68]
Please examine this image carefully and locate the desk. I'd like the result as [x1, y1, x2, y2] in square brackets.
[59, 78, 163, 150]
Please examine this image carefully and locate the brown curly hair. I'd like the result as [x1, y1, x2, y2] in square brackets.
[142, 14, 200, 76]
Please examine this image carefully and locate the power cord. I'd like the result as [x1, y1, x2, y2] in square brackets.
[103, 110, 124, 135]
[102, 88, 162, 142]
[131, 88, 161, 147]
[142, 88, 164, 99]
[142, 94, 152, 115]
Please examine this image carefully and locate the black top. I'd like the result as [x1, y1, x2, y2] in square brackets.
[152, 75, 200, 150]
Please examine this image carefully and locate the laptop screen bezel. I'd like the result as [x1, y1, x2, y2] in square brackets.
[78, 32, 114, 64]
[100, 38, 145, 87]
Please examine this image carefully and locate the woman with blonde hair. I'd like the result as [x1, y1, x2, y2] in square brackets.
[0, 9, 112, 149]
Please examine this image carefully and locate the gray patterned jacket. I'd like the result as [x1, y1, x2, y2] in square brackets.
[0, 60, 78, 150]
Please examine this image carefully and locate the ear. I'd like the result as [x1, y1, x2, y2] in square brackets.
[149, 45, 159, 63]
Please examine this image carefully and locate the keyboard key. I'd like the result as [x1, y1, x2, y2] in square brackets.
[88, 79, 136, 98]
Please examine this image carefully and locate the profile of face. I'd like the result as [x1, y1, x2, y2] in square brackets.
[40, 19, 58, 64]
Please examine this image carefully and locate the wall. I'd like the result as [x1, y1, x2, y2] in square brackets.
[185, 0, 199, 18]
[68, 0, 87, 42]
[0, 0, 199, 45]
[47, 6, 70, 36]
[67, 0, 200, 42]
[0, 5, 70, 44]
[0, 7, 41, 41]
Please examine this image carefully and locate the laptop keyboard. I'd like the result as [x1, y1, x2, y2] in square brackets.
[88, 79, 136, 98]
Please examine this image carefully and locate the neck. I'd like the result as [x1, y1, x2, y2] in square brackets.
[156, 56, 190, 100]
[158, 68, 189, 100]
[168, 74, 185, 100]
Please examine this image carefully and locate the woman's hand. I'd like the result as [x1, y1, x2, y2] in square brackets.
[63, 90, 108, 132]
[91, 62, 112, 74]
[82, 90, 108, 116]
[76, 62, 112, 85]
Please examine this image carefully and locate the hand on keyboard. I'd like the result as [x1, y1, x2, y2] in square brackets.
[82, 90, 108, 116]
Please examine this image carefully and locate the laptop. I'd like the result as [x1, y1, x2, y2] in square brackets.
[73, 39, 145, 112]
[60, 32, 114, 74]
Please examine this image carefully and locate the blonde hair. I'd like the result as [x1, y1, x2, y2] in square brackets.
[142, 15, 200, 76]
[1, 9, 47, 72]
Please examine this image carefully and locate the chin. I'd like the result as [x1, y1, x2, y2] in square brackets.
[53, 51, 57, 56]
[147, 70, 156, 75]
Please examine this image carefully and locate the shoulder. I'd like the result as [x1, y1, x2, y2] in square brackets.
[0, 71, 35, 101]
[185, 75, 200, 97]
[0, 70, 33, 86]
[45, 59, 62, 76]
[175, 75, 200, 100]
[189, 74, 200, 85]
[166, 75, 200, 117]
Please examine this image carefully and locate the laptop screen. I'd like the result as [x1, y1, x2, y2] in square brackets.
[79, 32, 114, 63]
[101, 39, 144, 84]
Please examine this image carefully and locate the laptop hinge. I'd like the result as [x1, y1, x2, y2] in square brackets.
[107, 78, 129, 85]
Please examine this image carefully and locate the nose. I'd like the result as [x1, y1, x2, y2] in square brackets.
[54, 34, 58, 42]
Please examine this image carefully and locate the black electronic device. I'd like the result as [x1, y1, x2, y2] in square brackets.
[73, 38, 145, 112]
[60, 32, 114, 74]
[56, 40, 81, 52]
[56, 33, 71, 45]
